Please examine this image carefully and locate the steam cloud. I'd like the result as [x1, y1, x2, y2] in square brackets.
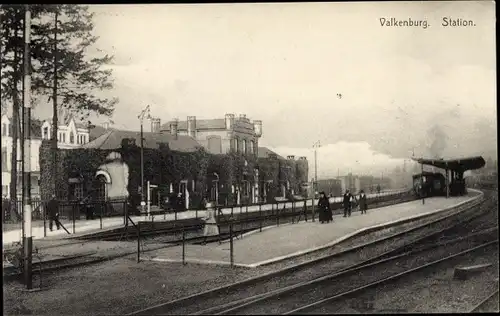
[427, 124, 448, 159]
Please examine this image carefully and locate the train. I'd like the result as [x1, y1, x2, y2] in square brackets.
[412, 172, 447, 198]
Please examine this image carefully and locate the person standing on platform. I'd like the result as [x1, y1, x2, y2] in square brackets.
[47, 194, 60, 231]
[343, 190, 352, 217]
[318, 191, 333, 224]
[359, 190, 368, 214]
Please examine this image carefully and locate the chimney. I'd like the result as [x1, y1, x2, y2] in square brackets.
[151, 118, 161, 133]
[169, 119, 179, 139]
[299, 156, 307, 160]
[239, 114, 247, 120]
[287, 155, 295, 160]
[187, 116, 197, 138]
[225, 113, 235, 130]
[253, 120, 262, 137]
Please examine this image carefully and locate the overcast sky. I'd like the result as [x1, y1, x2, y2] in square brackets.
[33, 1, 496, 178]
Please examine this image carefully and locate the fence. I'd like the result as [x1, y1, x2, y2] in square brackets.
[2, 189, 410, 244]
[2, 199, 128, 238]
[136, 189, 414, 265]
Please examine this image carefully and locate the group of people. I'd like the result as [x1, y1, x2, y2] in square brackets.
[317, 189, 368, 224]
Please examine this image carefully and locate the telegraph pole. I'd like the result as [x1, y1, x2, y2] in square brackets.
[22, 5, 33, 290]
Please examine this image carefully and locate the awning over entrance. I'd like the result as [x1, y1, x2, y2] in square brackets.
[412, 156, 486, 172]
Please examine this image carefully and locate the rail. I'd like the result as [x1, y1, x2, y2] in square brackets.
[128, 188, 491, 315]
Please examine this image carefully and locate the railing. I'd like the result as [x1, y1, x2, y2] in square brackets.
[2, 189, 411, 245]
[136, 189, 415, 264]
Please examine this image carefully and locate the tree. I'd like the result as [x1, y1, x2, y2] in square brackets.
[1, 5, 117, 200]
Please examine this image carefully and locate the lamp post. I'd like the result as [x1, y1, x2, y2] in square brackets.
[213, 172, 219, 206]
[312, 140, 321, 221]
[137, 105, 152, 214]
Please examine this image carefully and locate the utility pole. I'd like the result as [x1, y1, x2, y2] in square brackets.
[22, 5, 33, 290]
[138, 105, 151, 214]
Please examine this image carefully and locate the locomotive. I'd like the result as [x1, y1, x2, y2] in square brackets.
[412, 172, 446, 198]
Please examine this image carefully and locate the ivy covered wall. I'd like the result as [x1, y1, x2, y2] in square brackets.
[39, 139, 309, 204]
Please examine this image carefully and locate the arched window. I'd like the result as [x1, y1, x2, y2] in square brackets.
[69, 131, 74, 144]
[94, 174, 108, 201]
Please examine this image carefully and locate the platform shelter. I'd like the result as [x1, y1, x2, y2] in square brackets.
[412, 156, 486, 197]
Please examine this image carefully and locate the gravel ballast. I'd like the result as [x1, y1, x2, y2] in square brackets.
[311, 245, 499, 314]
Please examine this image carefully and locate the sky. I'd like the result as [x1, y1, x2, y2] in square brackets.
[32, 1, 497, 178]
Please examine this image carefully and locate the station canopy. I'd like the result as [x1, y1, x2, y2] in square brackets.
[412, 156, 486, 172]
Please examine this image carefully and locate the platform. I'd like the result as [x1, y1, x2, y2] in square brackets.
[2, 190, 406, 246]
[143, 193, 478, 268]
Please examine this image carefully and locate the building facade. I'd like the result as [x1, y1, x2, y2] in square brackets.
[161, 113, 262, 157]
[41, 117, 91, 149]
[1, 114, 90, 198]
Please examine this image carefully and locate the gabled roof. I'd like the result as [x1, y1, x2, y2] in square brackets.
[2, 115, 43, 139]
[160, 119, 226, 131]
[89, 125, 110, 141]
[80, 129, 202, 152]
[258, 147, 285, 160]
[412, 156, 486, 171]
[41, 117, 89, 130]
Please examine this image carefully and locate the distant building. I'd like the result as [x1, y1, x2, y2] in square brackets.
[316, 178, 342, 197]
[1, 114, 91, 199]
[338, 173, 361, 193]
[40, 117, 91, 149]
[358, 175, 393, 193]
[161, 114, 262, 157]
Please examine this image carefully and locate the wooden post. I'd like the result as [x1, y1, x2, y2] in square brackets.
[182, 228, 186, 265]
[259, 203, 262, 232]
[137, 221, 140, 263]
[229, 222, 234, 267]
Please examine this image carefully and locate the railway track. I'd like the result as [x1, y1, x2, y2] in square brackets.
[469, 289, 499, 313]
[218, 236, 498, 315]
[74, 193, 414, 243]
[128, 192, 495, 315]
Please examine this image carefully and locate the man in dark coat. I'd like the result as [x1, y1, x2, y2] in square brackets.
[47, 194, 60, 231]
[343, 190, 352, 217]
[318, 191, 333, 224]
[359, 190, 368, 214]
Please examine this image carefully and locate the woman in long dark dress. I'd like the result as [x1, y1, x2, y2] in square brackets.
[318, 191, 333, 224]
[358, 190, 368, 214]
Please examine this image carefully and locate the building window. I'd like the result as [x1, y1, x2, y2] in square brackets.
[2, 123, 7, 136]
[235, 137, 240, 153]
[1, 148, 8, 172]
[242, 139, 247, 154]
[69, 131, 74, 144]
[249, 140, 254, 154]
[43, 127, 49, 139]
[62, 133, 66, 143]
